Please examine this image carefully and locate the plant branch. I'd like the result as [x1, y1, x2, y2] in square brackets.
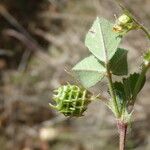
[128, 15, 150, 40]
[106, 65, 120, 117]
[100, 17, 120, 117]
[138, 25, 150, 40]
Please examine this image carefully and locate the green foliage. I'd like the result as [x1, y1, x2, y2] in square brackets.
[85, 17, 121, 63]
[72, 47, 128, 88]
[72, 16, 128, 88]
[72, 55, 106, 88]
[110, 48, 128, 75]
[107, 73, 146, 122]
[50, 3, 150, 150]
[50, 85, 92, 117]
[113, 73, 146, 107]
[51, 12, 149, 125]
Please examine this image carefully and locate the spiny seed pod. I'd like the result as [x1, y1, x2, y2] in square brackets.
[113, 14, 138, 35]
[49, 84, 92, 117]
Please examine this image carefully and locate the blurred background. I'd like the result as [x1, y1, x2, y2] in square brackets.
[0, 0, 150, 150]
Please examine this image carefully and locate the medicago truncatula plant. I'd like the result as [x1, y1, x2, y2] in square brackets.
[49, 4, 150, 150]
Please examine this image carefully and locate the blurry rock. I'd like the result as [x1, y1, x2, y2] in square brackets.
[39, 127, 58, 141]
[22, 148, 31, 150]
[10, 100, 54, 125]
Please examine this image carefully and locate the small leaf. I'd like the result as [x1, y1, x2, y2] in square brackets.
[110, 48, 128, 75]
[113, 81, 126, 102]
[72, 55, 106, 88]
[85, 17, 121, 63]
[123, 73, 145, 101]
[113, 73, 146, 107]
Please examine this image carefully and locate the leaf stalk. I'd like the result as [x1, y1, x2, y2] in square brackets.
[106, 64, 120, 117]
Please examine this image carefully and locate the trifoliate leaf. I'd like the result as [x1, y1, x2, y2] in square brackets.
[72, 55, 106, 88]
[110, 48, 128, 75]
[85, 17, 121, 63]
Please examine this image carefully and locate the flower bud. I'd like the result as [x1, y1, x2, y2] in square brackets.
[118, 14, 131, 25]
[113, 14, 138, 35]
[49, 84, 92, 117]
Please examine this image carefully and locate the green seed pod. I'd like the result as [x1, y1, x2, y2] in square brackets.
[49, 84, 92, 117]
[113, 14, 138, 35]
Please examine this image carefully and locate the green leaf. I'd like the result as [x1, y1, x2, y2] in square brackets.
[72, 55, 106, 88]
[85, 17, 121, 63]
[110, 48, 128, 75]
[122, 73, 145, 101]
[112, 81, 127, 114]
[113, 73, 146, 106]
[113, 82, 126, 102]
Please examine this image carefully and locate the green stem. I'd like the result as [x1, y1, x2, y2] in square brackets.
[140, 26, 150, 40]
[132, 63, 150, 103]
[133, 20, 150, 40]
[106, 64, 120, 117]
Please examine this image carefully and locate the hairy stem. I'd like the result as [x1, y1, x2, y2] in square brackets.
[117, 120, 128, 150]
[130, 17, 150, 40]
[138, 24, 150, 40]
[106, 64, 120, 117]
